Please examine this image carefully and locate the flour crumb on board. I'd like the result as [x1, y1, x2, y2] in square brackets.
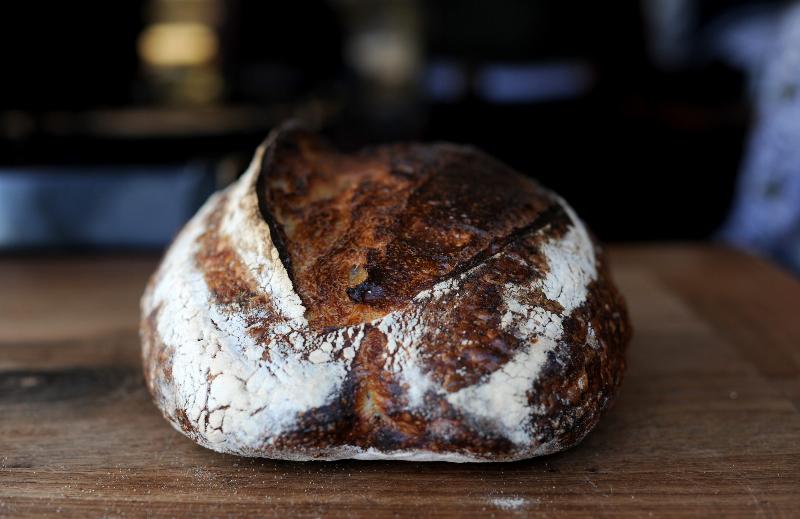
[488, 496, 529, 511]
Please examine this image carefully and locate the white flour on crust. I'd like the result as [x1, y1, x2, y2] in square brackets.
[141, 140, 599, 462]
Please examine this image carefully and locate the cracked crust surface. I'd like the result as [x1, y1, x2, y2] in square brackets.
[140, 123, 631, 462]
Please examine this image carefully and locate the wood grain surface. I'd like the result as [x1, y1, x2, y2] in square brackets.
[0, 245, 798, 518]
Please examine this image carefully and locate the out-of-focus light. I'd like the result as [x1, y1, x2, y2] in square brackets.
[347, 30, 419, 87]
[422, 61, 467, 103]
[0, 111, 35, 140]
[474, 62, 593, 104]
[138, 22, 218, 67]
[706, 6, 782, 77]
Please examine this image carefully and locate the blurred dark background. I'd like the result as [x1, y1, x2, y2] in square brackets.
[2, 0, 799, 272]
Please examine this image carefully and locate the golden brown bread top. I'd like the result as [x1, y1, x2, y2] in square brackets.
[257, 127, 558, 329]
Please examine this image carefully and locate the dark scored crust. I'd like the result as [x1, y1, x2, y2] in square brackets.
[257, 127, 557, 329]
[141, 122, 631, 461]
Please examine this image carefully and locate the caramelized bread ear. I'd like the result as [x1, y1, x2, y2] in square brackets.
[256, 124, 559, 329]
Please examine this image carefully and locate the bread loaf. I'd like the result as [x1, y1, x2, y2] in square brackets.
[140, 122, 631, 462]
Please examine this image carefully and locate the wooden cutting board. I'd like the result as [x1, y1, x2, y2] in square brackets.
[1, 245, 798, 518]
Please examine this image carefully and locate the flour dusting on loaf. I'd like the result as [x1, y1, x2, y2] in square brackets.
[141, 123, 630, 462]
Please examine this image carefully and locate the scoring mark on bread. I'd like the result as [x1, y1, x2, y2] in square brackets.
[254, 127, 563, 330]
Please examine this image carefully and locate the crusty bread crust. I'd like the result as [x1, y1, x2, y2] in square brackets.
[140, 123, 630, 462]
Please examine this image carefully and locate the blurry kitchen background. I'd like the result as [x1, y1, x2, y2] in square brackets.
[2, 0, 800, 273]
